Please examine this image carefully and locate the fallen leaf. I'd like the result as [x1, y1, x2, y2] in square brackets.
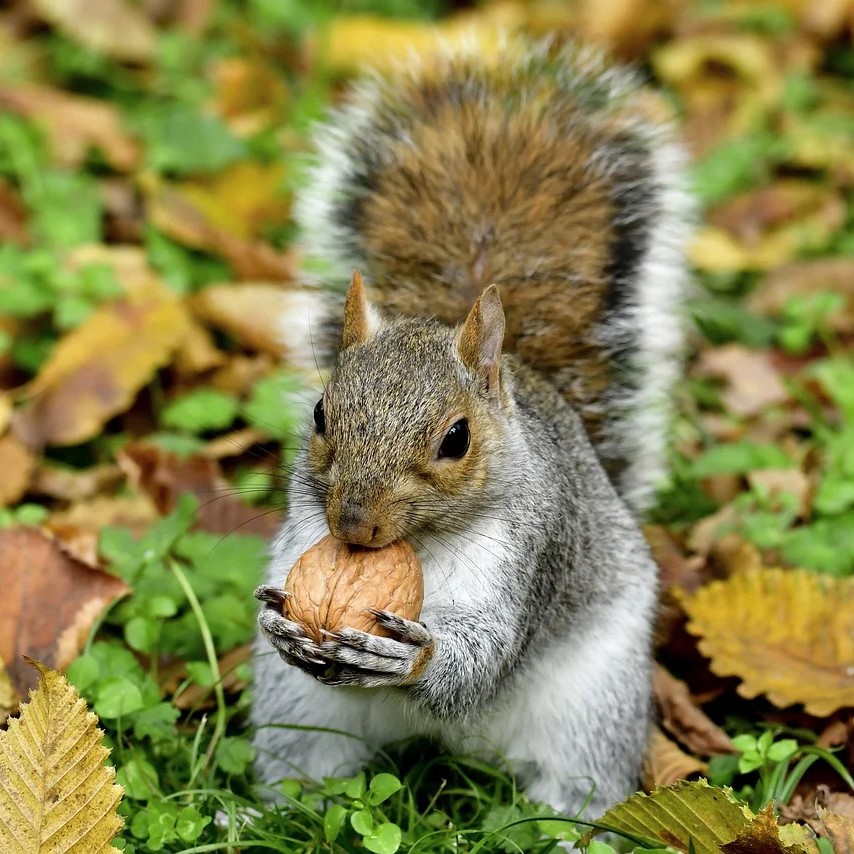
[722, 804, 814, 853]
[642, 726, 708, 789]
[0, 660, 124, 853]
[698, 345, 789, 417]
[31, 0, 156, 62]
[118, 443, 280, 537]
[654, 664, 735, 755]
[173, 320, 227, 376]
[210, 57, 289, 136]
[749, 259, 854, 333]
[33, 462, 124, 501]
[143, 178, 298, 280]
[188, 283, 292, 356]
[688, 504, 739, 555]
[0, 528, 128, 698]
[48, 493, 158, 537]
[578, 0, 676, 59]
[781, 786, 854, 836]
[201, 426, 269, 460]
[12, 282, 192, 447]
[682, 568, 854, 716]
[748, 468, 812, 517]
[691, 182, 846, 272]
[0, 181, 29, 245]
[0, 432, 34, 507]
[585, 779, 753, 852]
[321, 5, 525, 75]
[0, 658, 16, 725]
[817, 806, 854, 854]
[0, 83, 140, 170]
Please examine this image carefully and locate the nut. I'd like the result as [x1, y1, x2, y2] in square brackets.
[283, 534, 423, 643]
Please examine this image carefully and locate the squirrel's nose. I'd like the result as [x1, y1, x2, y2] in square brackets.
[331, 500, 383, 547]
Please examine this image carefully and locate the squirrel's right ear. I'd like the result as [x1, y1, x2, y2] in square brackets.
[458, 285, 505, 398]
[342, 269, 382, 349]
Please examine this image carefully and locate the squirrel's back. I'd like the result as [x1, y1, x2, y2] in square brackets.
[296, 40, 693, 511]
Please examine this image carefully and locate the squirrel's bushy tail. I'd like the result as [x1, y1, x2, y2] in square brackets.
[292, 39, 694, 513]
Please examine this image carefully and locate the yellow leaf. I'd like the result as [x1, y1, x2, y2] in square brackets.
[682, 568, 854, 716]
[585, 779, 753, 852]
[722, 804, 813, 853]
[321, 4, 525, 75]
[12, 284, 191, 447]
[0, 659, 124, 853]
[587, 780, 809, 853]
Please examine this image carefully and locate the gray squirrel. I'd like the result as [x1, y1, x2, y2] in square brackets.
[252, 39, 692, 821]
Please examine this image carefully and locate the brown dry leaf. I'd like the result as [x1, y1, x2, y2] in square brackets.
[31, 0, 156, 63]
[642, 727, 707, 789]
[781, 787, 854, 836]
[722, 804, 815, 854]
[697, 345, 789, 417]
[654, 664, 735, 755]
[118, 443, 280, 537]
[0, 432, 34, 507]
[0, 83, 140, 170]
[817, 807, 854, 853]
[48, 493, 159, 537]
[0, 528, 128, 698]
[691, 182, 846, 272]
[749, 258, 854, 332]
[33, 462, 123, 501]
[189, 283, 293, 357]
[748, 469, 811, 517]
[0, 181, 29, 245]
[682, 568, 854, 716]
[687, 504, 739, 555]
[12, 282, 192, 447]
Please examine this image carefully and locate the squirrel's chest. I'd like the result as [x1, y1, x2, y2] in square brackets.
[416, 519, 513, 611]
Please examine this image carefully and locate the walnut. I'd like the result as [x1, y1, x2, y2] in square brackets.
[283, 534, 423, 642]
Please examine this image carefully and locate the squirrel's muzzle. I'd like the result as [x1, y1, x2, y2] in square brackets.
[328, 498, 393, 548]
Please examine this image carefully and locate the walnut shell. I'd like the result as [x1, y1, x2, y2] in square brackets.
[283, 534, 423, 643]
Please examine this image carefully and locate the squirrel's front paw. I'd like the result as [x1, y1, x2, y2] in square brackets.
[255, 584, 325, 669]
[316, 610, 434, 688]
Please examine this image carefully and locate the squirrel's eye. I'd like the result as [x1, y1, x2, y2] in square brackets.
[313, 399, 326, 434]
[438, 418, 470, 459]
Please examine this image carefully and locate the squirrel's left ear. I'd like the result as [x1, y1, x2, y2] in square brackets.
[342, 269, 383, 349]
[458, 285, 505, 397]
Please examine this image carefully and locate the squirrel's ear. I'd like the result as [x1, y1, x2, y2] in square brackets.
[458, 285, 505, 397]
[342, 269, 382, 349]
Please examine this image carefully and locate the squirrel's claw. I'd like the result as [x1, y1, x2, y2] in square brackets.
[315, 620, 435, 688]
[368, 609, 432, 646]
[257, 605, 325, 667]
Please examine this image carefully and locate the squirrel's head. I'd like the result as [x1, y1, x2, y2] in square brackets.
[307, 270, 512, 548]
